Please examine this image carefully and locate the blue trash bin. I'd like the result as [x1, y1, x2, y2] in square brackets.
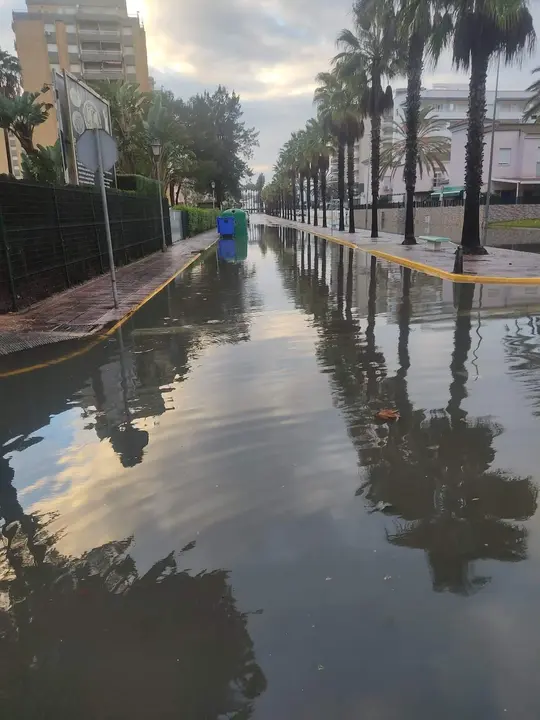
[217, 216, 235, 237]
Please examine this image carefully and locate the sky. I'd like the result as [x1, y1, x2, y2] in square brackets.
[1, 0, 540, 176]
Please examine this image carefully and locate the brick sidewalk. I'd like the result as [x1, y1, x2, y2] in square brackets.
[0, 230, 217, 355]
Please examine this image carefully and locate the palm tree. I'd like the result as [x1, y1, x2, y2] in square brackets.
[304, 118, 333, 228]
[524, 66, 540, 120]
[0, 91, 52, 156]
[394, 0, 453, 244]
[380, 106, 451, 185]
[0, 49, 20, 175]
[314, 70, 361, 232]
[89, 80, 150, 174]
[450, 0, 535, 254]
[335, 1, 401, 238]
[345, 114, 364, 234]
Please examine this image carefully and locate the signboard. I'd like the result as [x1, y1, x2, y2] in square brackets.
[53, 70, 114, 186]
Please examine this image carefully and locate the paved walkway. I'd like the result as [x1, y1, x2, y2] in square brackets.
[261, 214, 540, 284]
[0, 231, 217, 356]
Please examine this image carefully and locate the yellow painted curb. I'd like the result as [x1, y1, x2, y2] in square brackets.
[0, 239, 217, 379]
[275, 221, 540, 286]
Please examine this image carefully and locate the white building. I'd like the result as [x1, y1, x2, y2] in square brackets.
[447, 120, 540, 202]
[381, 84, 534, 200]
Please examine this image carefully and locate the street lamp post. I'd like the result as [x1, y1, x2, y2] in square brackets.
[211, 181, 216, 209]
[151, 138, 167, 253]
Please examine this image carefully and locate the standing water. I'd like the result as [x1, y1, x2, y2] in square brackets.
[1, 222, 540, 718]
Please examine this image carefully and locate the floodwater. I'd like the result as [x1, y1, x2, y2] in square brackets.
[1, 223, 540, 719]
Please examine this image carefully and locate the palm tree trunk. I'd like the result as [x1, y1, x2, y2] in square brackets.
[403, 35, 423, 245]
[292, 174, 297, 221]
[338, 138, 345, 232]
[300, 174, 306, 223]
[313, 172, 319, 226]
[3, 130, 13, 175]
[461, 48, 489, 255]
[307, 175, 311, 224]
[371, 112, 381, 239]
[321, 166, 327, 228]
[347, 139, 355, 233]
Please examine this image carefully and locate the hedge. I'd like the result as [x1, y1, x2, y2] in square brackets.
[117, 174, 162, 197]
[173, 205, 219, 237]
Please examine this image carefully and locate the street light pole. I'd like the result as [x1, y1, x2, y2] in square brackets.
[151, 138, 167, 253]
[211, 181, 216, 209]
[482, 52, 501, 247]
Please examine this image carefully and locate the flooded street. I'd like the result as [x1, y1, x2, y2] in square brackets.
[2, 222, 540, 718]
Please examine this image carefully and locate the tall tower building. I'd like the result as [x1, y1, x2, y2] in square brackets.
[7, 0, 150, 157]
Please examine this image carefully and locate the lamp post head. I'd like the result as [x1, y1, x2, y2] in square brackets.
[151, 139, 162, 158]
[211, 181, 216, 190]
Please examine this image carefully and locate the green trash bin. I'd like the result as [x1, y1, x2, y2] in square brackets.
[222, 208, 248, 236]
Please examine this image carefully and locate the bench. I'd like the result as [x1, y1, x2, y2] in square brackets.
[418, 235, 451, 250]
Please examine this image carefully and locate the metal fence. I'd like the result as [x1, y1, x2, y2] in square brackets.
[0, 179, 172, 312]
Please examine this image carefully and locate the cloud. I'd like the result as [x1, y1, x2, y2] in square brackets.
[3, 0, 540, 175]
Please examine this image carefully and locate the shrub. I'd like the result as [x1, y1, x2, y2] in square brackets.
[117, 174, 161, 197]
[173, 205, 219, 237]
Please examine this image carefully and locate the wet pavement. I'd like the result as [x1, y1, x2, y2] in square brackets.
[1, 223, 540, 718]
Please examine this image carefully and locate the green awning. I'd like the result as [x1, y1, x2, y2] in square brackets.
[431, 185, 465, 199]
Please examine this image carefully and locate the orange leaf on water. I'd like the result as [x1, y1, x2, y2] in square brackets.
[375, 409, 400, 422]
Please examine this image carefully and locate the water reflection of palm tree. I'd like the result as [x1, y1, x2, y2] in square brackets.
[0, 531, 266, 718]
[270, 229, 537, 595]
[366, 279, 538, 594]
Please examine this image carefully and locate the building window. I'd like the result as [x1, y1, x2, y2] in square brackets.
[122, 27, 133, 36]
[47, 43, 58, 52]
[44, 23, 55, 32]
[498, 148, 511, 166]
[123, 45, 135, 54]
[70, 64, 81, 73]
[66, 24, 76, 33]
[68, 44, 79, 53]
[126, 65, 136, 73]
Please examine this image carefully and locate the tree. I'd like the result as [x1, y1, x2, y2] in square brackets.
[255, 172, 266, 211]
[21, 139, 64, 184]
[304, 118, 331, 228]
[314, 70, 359, 232]
[0, 48, 20, 175]
[0, 90, 52, 156]
[380, 106, 451, 184]
[524, 66, 540, 121]
[450, 0, 535, 254]
[89, 80, 151, 175]
[184, 86, 259, 205]
[334, 0, 401, 238]
[394, 0, 453, 244]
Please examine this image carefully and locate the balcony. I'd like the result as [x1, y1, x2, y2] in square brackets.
[78, 26, 121, 38]
[82, 68, 124, 80]
[432, 177, 450, 188]
[81, 49, 123, 62]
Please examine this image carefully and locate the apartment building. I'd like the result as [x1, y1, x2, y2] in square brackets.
[380, 84, 534, 199]
[448, 120, 540, 202]
[6, 0, 150, 157]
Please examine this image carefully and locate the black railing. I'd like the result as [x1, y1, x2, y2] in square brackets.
[0, 179, 172, 313]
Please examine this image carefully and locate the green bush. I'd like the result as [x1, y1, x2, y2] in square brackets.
[117, 174, 161, 197]
[173, 205, 219, 237]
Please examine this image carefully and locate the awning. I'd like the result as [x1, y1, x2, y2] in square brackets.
[431, 185, 465, 199]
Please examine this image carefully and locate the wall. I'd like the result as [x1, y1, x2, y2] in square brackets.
[354, 203, 540, 245]
[14, 17, 59, 149]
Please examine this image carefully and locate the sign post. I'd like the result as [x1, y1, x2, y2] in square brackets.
[77, 128, 119, 309]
